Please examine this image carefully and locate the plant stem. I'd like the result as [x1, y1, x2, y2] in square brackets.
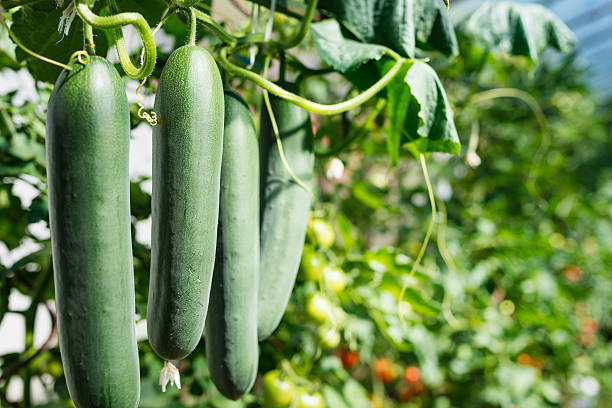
[83, 22, 95, 54]
[187, 8, 197, 46]
[220, 46, 406, 115]
[267, 0, 318, 50]
[76, 0, 157, 80]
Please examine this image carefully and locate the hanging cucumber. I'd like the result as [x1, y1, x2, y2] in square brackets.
[46, 55, 139, 408]
[258, 84, 315, 341]
[147, 44, 224, 361]
[205, 91, 259, 400]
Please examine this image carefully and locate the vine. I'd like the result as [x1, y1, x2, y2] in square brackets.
[75, 0, 157, 80]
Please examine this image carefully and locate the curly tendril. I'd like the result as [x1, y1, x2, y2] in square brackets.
[68, 50, 90, 67]
[136, 79, 157, 126]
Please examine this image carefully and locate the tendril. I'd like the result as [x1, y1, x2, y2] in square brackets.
[136, 78, 157, 126]
[68, 50, 90, 67]
[398, 154, 436, 327]
[262, 56, 316, 203]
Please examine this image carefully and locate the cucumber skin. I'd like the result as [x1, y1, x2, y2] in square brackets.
[46, 56, 139, 408]
[258, 88, 315, 341]
[205, 91, 259, 400]
[148, 45, 224, 361]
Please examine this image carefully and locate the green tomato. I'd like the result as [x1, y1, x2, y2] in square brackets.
[262, 370, 295, 408]
[317, 326, 340, 349]
[299, 246, 326, 282]
[323, 266, 347, 293]
[308, 219, 335, 249]
[305, 293, 332, 324]
[171, 0, 200, 7]
[297, 387, 325, 408]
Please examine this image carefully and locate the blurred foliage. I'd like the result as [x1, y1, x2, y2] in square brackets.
[0, 1, 611, 408]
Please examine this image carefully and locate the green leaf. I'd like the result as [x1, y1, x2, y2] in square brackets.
[0, 184, 28, 249]
[336, 213, 357, 251]
[10, 1, 109, 83]
[342, 379, 370, 408]
[414, 0, 458, 55]
[254, 0, 457, 56]
[459, 2, 575, 62]
[311, 20, 459, 159]
[130, 180, 152, 220]
[321, 385, 350, 408]
[318, 0, 416, 57]
[383, 59, 460, 160]
[0, 23, 19, 69]
[311, 19, 388, 73]
[352, 181, 386, 210]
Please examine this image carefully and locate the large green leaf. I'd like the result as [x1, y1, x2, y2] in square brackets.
[252, 0, 458, 56]
[384, 59, 460, 162]
[10, 0, 109, 83]
[459, 1, 575, 61]
[311, 19, 459, 160]
[311, 19, 388, 73]
[414, 0, 458, 55]
[318, 0, 417, 57]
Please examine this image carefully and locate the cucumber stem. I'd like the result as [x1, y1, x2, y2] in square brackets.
[187, 8, 197, 46]
[76, 0, 157, 80]
[219, 46, 407, 115]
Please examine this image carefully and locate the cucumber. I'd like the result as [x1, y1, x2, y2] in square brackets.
[205, 91, 259, 400]
[258, 85, 315, 341]
[46, 56, 139, 408]
[147, 45, 224, 361]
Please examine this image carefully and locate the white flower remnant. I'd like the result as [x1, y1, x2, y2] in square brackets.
[159, 361, 181, 392]
[325, 157, 344, 181]
[58, 1, 77, 37]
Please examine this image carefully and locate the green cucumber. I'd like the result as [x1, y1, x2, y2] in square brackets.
[46, 56, 139, 408]
[205, 91, 259, 400]
[147, 45, 224, 360]
[258, 85, 315, 340]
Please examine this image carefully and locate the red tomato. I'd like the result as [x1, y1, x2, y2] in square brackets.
[373, 358, 396, 383]
[335, 348, 360, 370]
[403, 365, 420, 383]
